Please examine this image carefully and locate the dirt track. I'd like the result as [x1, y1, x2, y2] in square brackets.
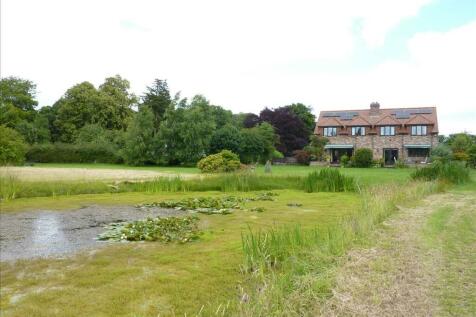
[0, 167, 195, 182]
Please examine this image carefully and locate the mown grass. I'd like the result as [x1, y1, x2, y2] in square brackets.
[422, 190, 476, 316]
[0, 190, 360, 316]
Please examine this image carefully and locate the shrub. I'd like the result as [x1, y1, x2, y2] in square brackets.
[411, 161, 470, 184]
[430, 144, 453, 163]
[0, 125, 27, 165]
[293, 150, 310, 165]
[340, 154, 350, 167]
[453, 151, 469, 162]
[352, 148, 373, 167]
[197, 150, 241, 173]
[272, 150, 284, 159]
[468, 144, 476, 168]
[395, 158, 407, 168]
[302, 168, 357, 192]
[26, 143, 122, 163]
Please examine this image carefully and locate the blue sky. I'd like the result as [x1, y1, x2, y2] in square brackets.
[1, 0, 475, 134]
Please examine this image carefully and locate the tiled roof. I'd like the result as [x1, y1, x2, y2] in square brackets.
[315, 106, 438, 133]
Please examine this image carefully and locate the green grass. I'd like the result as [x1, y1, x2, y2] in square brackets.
[0, 190, 360, 316]
[238, 181, 441, 315]
[1, 167, 414, 201]
[422, 201, 476, 315]
[29, 162, 414, 185]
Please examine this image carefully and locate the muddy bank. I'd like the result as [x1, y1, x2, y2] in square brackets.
[0, 205, 185, 262]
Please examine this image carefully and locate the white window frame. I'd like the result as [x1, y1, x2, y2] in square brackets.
[323, 127, 337, 137]
[411, 125, 427, 136]
[351, 126, 366, 136]
[380, 126, 395, 136]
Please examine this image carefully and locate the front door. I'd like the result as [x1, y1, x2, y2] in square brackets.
[383, 148, 398, 166]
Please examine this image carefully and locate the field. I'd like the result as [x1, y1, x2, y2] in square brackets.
[0, 164, 474, 316]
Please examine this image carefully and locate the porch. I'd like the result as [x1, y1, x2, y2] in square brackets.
[324, 144, 353, 166]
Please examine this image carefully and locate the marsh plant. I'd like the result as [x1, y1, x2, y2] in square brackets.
[411, 161, 469, 184]
[302, 168, 357, 193]
[98, 216, 200, 242]
[137, 192, 278, 214]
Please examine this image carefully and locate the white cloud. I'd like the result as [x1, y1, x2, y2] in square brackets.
[2, 0, 474, 134]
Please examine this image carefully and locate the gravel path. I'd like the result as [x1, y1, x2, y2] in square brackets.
[0, 205, 185, 262]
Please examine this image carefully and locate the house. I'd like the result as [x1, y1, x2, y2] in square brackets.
[314, 102, 439, 166]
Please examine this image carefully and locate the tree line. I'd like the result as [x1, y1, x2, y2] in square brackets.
[0, 75, 318, 166]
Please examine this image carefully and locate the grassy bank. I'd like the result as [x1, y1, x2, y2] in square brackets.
[237, 181, 442, 315]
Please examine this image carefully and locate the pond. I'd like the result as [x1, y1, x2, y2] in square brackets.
[0, 205, 183, 261]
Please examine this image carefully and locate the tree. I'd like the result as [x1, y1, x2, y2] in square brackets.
[0, 77, 38, 112]
[0, 125, 27, 165]
[304, 135, 329, 161]
[98, 75, 136, 130]
[259, 107, 308, 155]
[468, 144, 476, 168]
[242, 113, 260, 128]
[54, 76, 135, 142]
[430, 144, 453, 163]
[140, 79, 172, 127]
[209, 125, 243, 154]
[15, 113, 51, 144]
[157, 98, 216, 165]
[239, 128, 265, 164]
[123, 107, 156, 165]
[285, 103, 315, 133]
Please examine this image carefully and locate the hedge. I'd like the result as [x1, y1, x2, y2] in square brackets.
[26, 143, 122, 164]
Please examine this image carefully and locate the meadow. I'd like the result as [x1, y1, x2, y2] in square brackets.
[0, 164, 474, 316]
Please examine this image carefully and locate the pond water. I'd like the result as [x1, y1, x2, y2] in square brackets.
[0, 205, 183, 261]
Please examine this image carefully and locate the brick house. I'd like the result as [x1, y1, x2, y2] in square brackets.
[314, 103, 439, 166]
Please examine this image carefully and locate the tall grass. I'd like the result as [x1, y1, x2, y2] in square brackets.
[302, 168, 357, 193]
[239, 181, 441, 315]
[411, 161, 470, 184]
[0, 174, 304, 201]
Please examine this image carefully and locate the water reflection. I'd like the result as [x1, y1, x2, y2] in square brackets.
[31, 213, 71, 256]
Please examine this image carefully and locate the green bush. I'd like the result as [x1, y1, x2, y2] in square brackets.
[340, 154, 350, 167]
[430, 144, 453, 163]
[26, 143, 122, 163]
[352, 148, 373, 167]
[197, 150, 241, 173]
[272, 150, 284, 159]
[0, 125, 27, 165]
[468, 144, 476, 168]
[302, 168, 357, 192]
[411, 161, 470, 184]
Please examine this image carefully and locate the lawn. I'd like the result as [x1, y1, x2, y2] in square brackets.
[0, 190, 360, 316]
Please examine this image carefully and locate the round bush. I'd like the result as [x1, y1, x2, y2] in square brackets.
[293, 150, 310, 165]
[197, 150, 241, 173]
[0, 125, 27, 165]
[352, 148, 373, 167]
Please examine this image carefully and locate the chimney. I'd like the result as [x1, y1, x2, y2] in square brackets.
[370, 102, 380, 115]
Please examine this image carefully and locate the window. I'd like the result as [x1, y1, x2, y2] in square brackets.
[411, 125, 427, 136]
[351, 127, 365, 136]
[323, 127, 337, 137]
[408, 148, 429, 157]
[380, 126, 395, 136]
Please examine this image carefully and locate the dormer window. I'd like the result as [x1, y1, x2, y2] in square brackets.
[323, 127, 337, 137]
[380, 126, 395, 136]
[351, 127, 365, 136]
[411, 125, 427, 136]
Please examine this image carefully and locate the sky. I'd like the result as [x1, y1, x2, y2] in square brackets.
[1, 0, 475, 135]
